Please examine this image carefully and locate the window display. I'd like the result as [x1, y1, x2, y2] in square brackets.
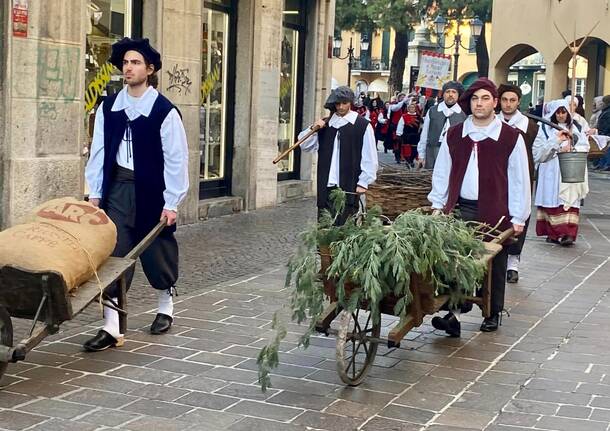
[200, 9, 229, 182]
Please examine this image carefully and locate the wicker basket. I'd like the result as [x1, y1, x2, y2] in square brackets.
[367, 168, 433, 218]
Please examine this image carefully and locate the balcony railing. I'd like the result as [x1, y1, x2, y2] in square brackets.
[352, 58, 389, 72]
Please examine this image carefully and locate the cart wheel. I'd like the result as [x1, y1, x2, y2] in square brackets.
[335, 309, 380, 386]
[0, 306, 13, 382]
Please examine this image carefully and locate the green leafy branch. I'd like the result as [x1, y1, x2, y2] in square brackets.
[257, 189, 488, 391]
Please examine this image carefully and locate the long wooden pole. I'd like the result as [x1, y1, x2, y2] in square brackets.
[272, 117, 329, 164]
[553, 21, 600, 114]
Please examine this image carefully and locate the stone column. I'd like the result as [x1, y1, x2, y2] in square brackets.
[406, 23, 436, 89]
[143, 0, 202, 225]
[0, 2, 7, 226]
[545, 61, 569, 100]
[231, 0, 255, 208]
[245, 0, 283, 209]
[299, 0, 335, 194]
[3, 0, 87, 227]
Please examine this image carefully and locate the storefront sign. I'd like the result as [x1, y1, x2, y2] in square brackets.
[12, 0, 29, 38]
[415, 51, 451, 90]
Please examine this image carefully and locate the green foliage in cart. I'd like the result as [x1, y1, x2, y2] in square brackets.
[257, 189, 489, 391]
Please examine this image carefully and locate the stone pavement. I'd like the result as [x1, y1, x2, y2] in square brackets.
[2, 163, 610, 430]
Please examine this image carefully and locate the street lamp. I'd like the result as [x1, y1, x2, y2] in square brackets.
[432, 15, 483, 81]
[333, 34, 370, 87]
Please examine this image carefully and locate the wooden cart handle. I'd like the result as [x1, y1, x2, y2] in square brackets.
[125, 219, 167, 260]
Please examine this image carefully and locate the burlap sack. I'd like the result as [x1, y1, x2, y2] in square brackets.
[0, 198, 117, 291]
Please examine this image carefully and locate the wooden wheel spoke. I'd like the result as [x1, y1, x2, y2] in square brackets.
[336, 310, 380, 387]
[364, 313, 372, 332]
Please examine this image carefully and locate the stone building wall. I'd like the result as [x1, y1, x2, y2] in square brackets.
[490, 0, 610, 104]
[0, 0, 334, 229]
[2, 0, 87, 227]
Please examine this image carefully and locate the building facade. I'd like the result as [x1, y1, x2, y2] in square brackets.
[490, 0, 610, 116]
[331, 20, 492, 97]
[0, 0, 335, 229]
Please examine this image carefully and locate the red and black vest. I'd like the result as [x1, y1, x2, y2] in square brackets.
[443, 122, 520, 231]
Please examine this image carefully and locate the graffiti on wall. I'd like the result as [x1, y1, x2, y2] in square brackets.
[166, 64, 192, 95]
[39, 101, 58, 120]
[37, 45, 80, 100]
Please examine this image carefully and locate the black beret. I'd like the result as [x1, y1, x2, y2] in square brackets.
[324, 86, 355, 110]
[110, 37, 162, 72]
[442, 80, 465, 96]
[498, 83, 522, 100]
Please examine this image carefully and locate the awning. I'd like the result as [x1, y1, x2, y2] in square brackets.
[367, 78, 388, 93]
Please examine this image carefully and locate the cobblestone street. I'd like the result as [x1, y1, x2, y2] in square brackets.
[2, 159, 610, 430]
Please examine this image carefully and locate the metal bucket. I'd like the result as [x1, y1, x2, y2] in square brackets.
[558, 151, 588, 183]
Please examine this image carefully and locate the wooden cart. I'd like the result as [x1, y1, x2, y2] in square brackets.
[314, 228, 513, 386]
[0, 221, 166, 383]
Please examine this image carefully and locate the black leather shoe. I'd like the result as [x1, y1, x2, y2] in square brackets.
[83, 330, 123, 352]
[480, 314, 499, 332]
[507, 270, 519, 283]
[560, 236, 575, 246]
[150, 313, 173, 334]
[431, 312, 461, 337]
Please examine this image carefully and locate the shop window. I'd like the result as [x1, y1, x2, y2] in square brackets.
[277, 0, 306, 180]
[277, 27, 299, 174]
[85, 0, 134, 118]
[200, 9, 229, 182]
[199, 1, 236, 199]
[84, 0, 140, 194]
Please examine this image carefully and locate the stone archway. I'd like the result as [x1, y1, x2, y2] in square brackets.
[492, 44, 545, 110]
[491, 44, 540, 84]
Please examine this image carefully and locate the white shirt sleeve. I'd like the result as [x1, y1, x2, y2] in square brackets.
[160, 109, 190, 211]
[396, 117, 405, 136]
[377, 112, 387, 124]
[298, 127, 319, 152]
[427, 133, 451, 209]
[417, 111, 431, 159]
[84, 103, 106, 199]
[532, 125, 561, 163]
[389, 99, 406, 112]
[357, 124, 378, 189]
[508, 135, 531, 225]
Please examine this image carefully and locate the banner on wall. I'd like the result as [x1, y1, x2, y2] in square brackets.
[415, 51, 452, 90]
[12, 0, 29, 38]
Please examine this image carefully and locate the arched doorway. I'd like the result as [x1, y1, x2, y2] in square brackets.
[494, 44, 545, 111]
[460, 72, 479, 89]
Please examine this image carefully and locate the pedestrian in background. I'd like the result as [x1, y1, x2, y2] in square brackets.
[396, 100, 422, 165]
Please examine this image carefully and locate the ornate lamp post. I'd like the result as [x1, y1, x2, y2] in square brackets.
[432, 16, 483, 81]
[333, 34, 370, 87]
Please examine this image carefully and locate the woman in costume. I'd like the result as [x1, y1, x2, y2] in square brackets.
[533, 99, 588, 246]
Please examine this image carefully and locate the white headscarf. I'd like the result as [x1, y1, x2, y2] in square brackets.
[564, 95, 579, 107]
[544, 99, 570, 122]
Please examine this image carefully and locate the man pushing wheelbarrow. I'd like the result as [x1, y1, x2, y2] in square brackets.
[84, 37, 189, 351]
[428, 77, 532, 335]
